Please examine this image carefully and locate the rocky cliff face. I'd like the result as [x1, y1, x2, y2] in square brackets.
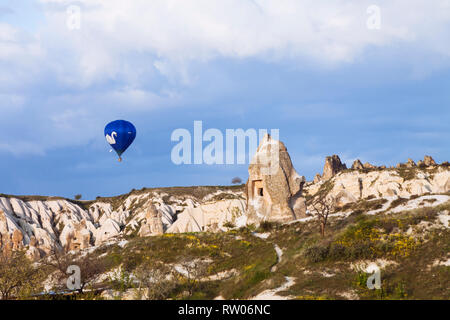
[322, 155, 347, 180]
[167, 198, 246, 233]
[0, 186, 244, 259]
[306, 162, 450, 207]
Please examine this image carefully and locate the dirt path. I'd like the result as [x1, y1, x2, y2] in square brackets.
[250, 276, 296, 300]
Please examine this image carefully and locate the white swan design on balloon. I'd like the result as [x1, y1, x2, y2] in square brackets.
[105, 131, 117, 145]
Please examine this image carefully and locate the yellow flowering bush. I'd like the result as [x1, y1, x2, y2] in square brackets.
[389, 234, 418, 258]
[163, 233, 175, 238]
[296, 295, 328, 300]
[332, 218, 419, 259]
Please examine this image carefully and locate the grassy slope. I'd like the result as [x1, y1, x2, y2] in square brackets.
[91, 230, 277, 300]
[268, 202, 450, 300]
[82, 200, 449, 300]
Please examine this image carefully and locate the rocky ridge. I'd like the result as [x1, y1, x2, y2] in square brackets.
[1, 151, 449, 261]
[307, 155, 450, 207]
[0, 186, 245, 260]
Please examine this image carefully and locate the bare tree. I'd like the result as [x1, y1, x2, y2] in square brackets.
[0, 250, 44, 299]
[76, 253, 107, 293]
[43, 245, 106, 294]
[177, 258, 208, 297]
[42, 245, 72, 291]
[44, 245, 70, 272]
[309, 195, 334, 237]
[134, 261, 176, 300]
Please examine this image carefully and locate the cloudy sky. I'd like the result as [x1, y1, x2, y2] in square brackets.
[1, 0, 450, 200]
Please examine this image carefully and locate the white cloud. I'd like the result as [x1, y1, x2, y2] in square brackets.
[0, 0, 446, 86]
[15, 0, 443, 85]
[1, 0, 450, 155]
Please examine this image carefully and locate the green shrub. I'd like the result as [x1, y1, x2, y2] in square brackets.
[258, 221, 278, 232]
[223, 221, 235, 229]
[108, 269, 134, 293]
[304, 243, 330, 263]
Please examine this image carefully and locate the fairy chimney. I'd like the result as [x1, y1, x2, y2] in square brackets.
[424, 155, 437, 166]
[66, 220, 91, 251]
[322, 155, 347, 180]
[246, 134, 306, 223]
[139, 204, 164, 236]
[11, 229, 24, 250]
[351, 159, 364, 170]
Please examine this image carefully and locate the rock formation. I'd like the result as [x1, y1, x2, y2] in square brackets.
[322, 155, 347, 180]
[65, 220, 92, 251]
[95, 218, 121, 246]
[11, 229, 23, 250]
[363, 162, 377, 169]
[167, 199, 246, 233]
[351, 160, 364, 170]
[313, 173, 322, 184]
[139, 204, 164, 236]
[246, 134, 306, 223]
[424, 155, 437, 166]
[0, 187, 240, 256]
[406, 159, 416, 168]
[1, 150, 449, 258]
[307, 165, 450, 205]
[26, 236, 41, 261]
[397, 156, 438, 169]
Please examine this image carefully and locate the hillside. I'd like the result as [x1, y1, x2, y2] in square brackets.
[0, 153, 449, 300]
[36, 194, 450, 300]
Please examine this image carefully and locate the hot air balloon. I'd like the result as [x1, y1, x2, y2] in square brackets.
[104, 120, 136, 162]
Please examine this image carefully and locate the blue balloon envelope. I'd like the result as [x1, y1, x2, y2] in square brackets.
[104, 120, 136, 161]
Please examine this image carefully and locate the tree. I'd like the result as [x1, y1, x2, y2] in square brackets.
[231, 177, 242, 184]
[44, 245, 106, 294]
[75, 252, 107, 293]
[0, 250, 44, 299]
[177, 257, 208, 297]
[134, 261, 177, 300]
[309, 195, 334, 237]
[74, 194, 82, 200]
[42, 245, 72, 291]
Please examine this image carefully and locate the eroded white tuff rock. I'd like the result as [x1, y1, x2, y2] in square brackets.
[313, 173, 322, 184]
[351, 160, 364, 170]
[246, 134, 306, 223]
[322, 155, 347, 180]
[167, 199, 246, 233]
[424, 155, 437, 167]
[398, 155, 438, 168]
[406, 159, 416, 168]
[139, 204, 164, 236]
[307, 165, 450, 206]
[2, 151, 449, 258]
[0, 187, 246, 257]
